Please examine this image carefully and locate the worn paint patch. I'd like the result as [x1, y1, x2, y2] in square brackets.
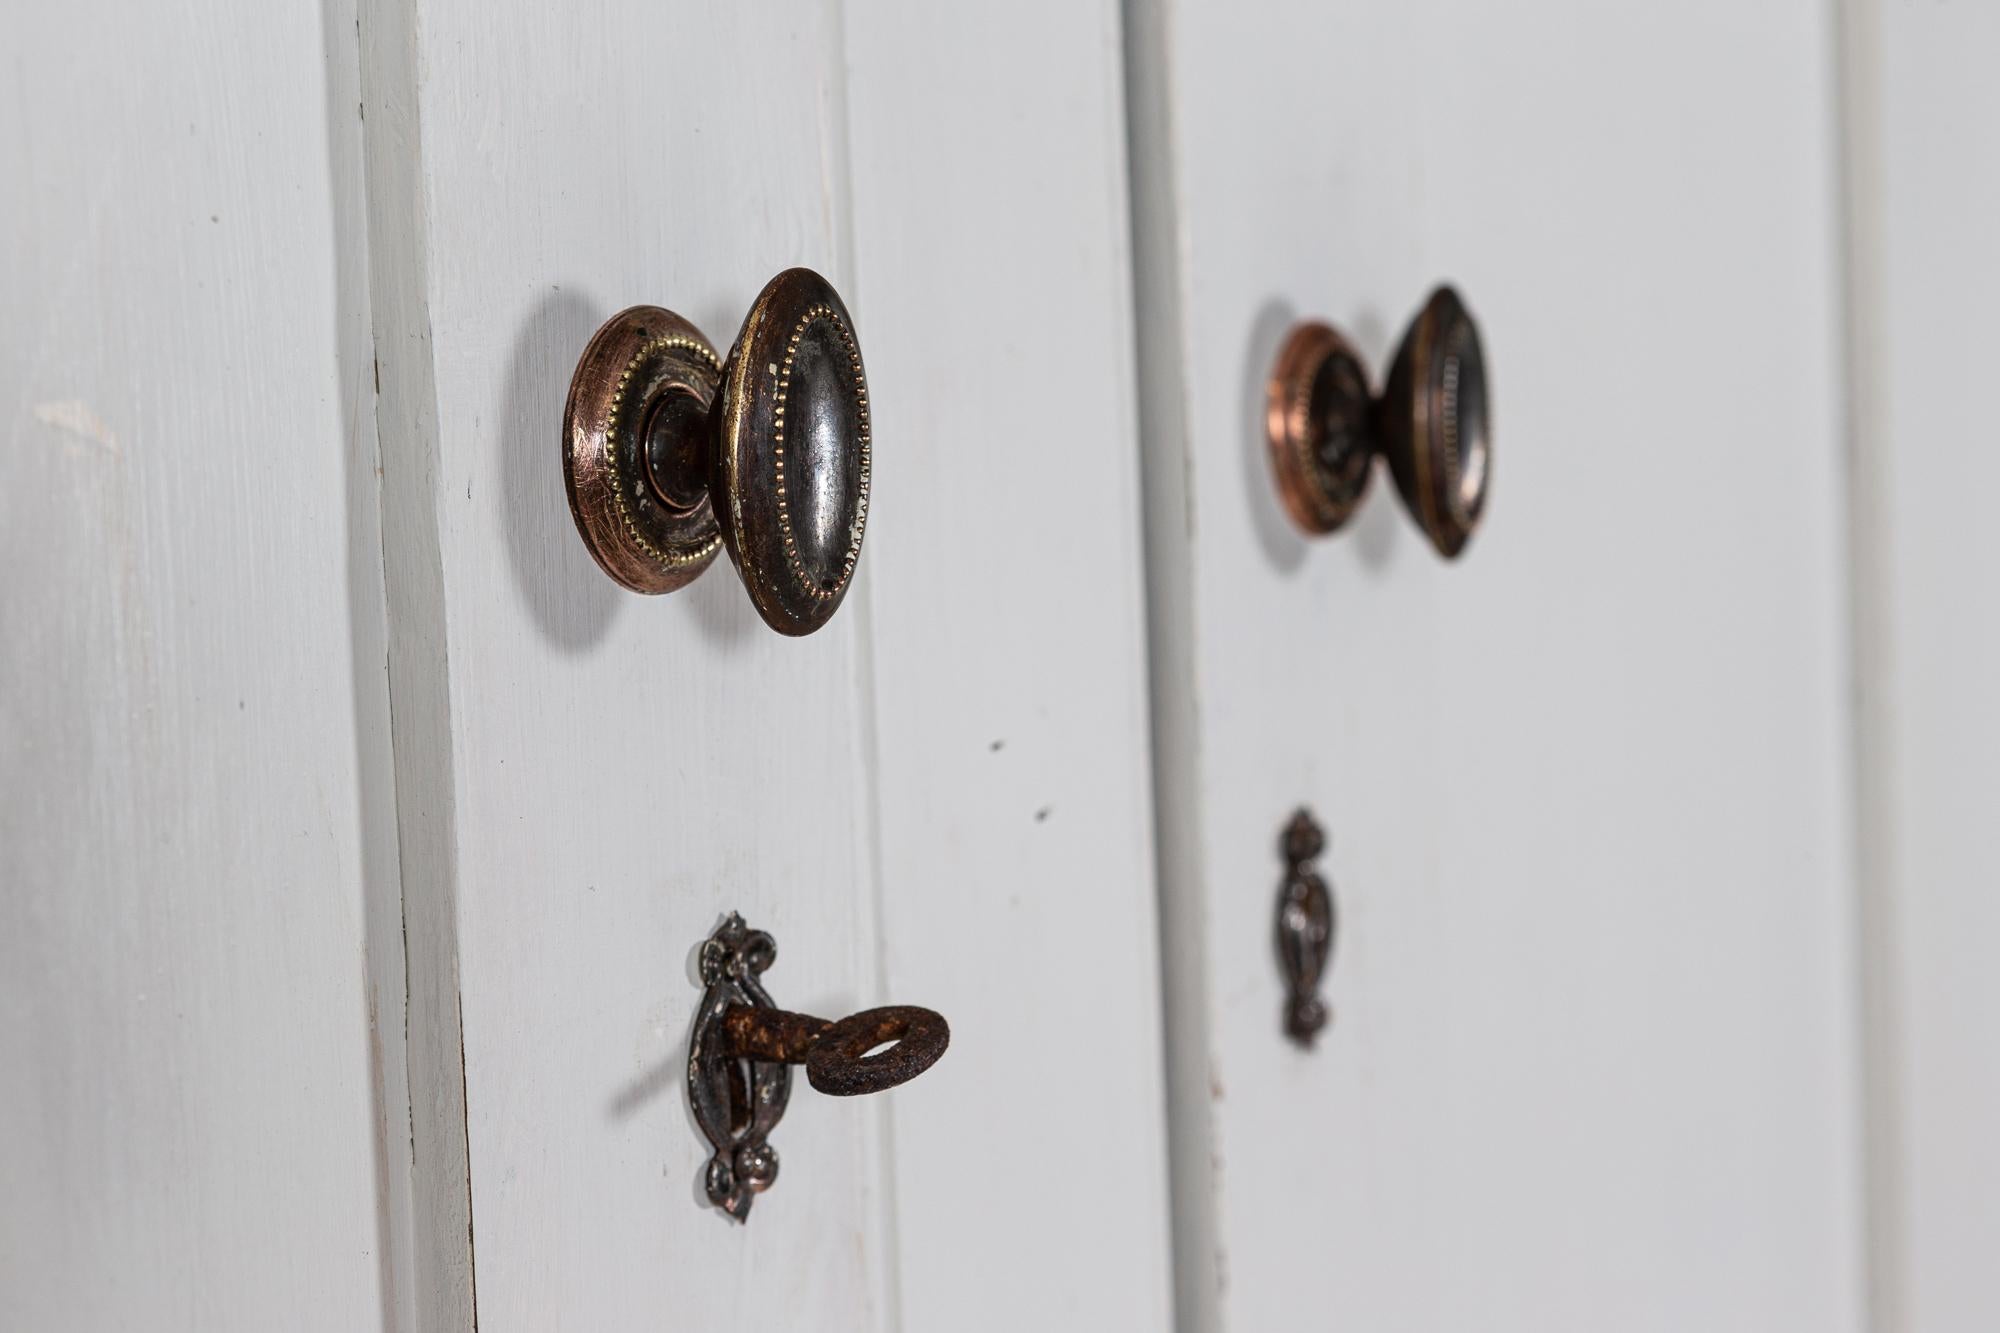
[33, 399, 120, 454]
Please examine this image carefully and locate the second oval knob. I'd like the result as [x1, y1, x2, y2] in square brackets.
[1266, 286, 1489, 558]
[562, 267, 871, 636]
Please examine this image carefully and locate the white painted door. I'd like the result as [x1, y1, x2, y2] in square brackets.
[3, 3, 400, 1328]
[361, 0, 1171, 1329]
[7, 2, 1170, 1330]
[1127, 2, 1866, 1328]
[1841, 3, 2000, 1328]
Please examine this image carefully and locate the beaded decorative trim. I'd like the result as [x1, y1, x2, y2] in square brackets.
[605, 335, 723, 571]
[769, 305, 870, 600]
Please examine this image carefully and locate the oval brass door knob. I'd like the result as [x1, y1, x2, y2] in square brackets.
[562, 268, 870, 636]
[1266, 287, 1489, 558]
[688, 913, 948, 1222]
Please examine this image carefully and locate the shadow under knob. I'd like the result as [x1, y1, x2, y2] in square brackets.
[562, 267, 871, 635]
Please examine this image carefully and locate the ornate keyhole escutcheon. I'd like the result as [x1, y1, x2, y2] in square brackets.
[1275, 809, 1337, 1047]
[687, 914, 949, 1222]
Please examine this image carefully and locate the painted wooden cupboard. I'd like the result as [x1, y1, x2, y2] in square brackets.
[4, 1, 1988, 1330]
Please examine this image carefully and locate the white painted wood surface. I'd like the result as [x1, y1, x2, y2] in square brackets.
[845, 5, 1175, 1329]
[1127, 3, 1865, 1328]
[0, 2, 404, 1329]
[27, 3, 1965, 1329]
[1842, 3, 2000, 1328]
[368, 0, 1173, 1327]
[366, 2, 892, 1326]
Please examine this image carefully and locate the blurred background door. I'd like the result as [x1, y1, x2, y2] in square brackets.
[1126, 2, 1999, 1331]
[1128, 3, 1863, 1330]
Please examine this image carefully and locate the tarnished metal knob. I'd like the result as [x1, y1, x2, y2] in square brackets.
[562, 268, 870, 635]
[688, 914, 948, 1222]
[1266, 286, 1489, 558]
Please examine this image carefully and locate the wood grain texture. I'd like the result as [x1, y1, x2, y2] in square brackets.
[1128, 2, 1865, 1328]
[844, 3, 1176, 1328]
[1842, 2, 2000, 1327]
[0, 2, 400, 1328]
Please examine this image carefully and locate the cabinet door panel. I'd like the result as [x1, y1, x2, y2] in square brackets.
[364, 0, 1172, 1326]
[1, 3, 397, 1328]
[1127, 3, 1863, 1328]
[846, 4, 1174, 1328]
[363, 3, 890, 1326]
[1850, 4, 2000, 1327]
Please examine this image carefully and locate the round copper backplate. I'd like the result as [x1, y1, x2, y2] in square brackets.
[1379, 286, 1489, 559]
[714, 268, 871, 637]
[1265, 320, 1374, 535]
[562, 306, 724, 594]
